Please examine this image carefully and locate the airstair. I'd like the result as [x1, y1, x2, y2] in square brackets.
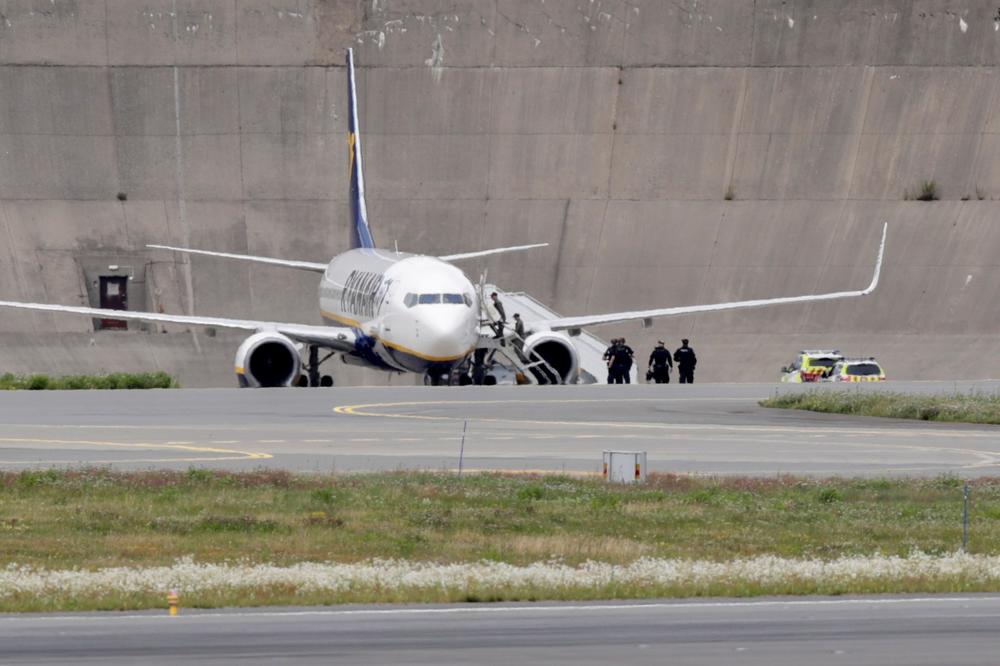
[481, 286, 637, 384]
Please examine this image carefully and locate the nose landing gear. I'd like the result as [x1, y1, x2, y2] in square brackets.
[423, 362, 472, 386]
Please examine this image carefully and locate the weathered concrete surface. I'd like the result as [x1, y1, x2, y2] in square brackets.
[2, 382, 1000, 475]
[1, 1, 999, 385]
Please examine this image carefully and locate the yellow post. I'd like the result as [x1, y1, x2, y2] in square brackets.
[167, 590, 179, 616]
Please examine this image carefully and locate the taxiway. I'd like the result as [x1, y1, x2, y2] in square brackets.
[0, 382, 997, 476]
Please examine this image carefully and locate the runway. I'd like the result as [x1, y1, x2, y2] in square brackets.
[0, 381, 997, 476]
[3, 595, 1000, 665]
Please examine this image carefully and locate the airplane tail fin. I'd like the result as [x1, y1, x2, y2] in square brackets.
[346, 48, 374, 249]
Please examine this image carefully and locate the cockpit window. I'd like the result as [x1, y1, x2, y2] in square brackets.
[408, 293, 471, 306]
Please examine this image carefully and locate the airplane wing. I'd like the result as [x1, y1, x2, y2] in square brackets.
[147, 245, 328, 273]
[0, 300, 356, 350]
[540, 223, 887, 332]
[439, 243, 549, 261]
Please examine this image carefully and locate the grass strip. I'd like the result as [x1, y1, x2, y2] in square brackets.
[0, 371, 176, 390]
[5, 553, 1000, 612]
[760, 390, 1000, 425]
[3, 469, 1000, 609]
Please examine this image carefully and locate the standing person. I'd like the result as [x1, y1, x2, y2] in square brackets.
[648, 340, 673, 384]
[489, 292, 506, 341]
[674, 338, 697, 384]
[512, 313, 526, 355]
[603, 338, 619, 384]
[613, 338, 635, 384]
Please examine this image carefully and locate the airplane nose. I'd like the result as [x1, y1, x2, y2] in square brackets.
[419, 310, 478, 359]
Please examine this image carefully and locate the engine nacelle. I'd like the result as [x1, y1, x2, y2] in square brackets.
[522, 331, 579, 384]
[234, 332, 301, 388]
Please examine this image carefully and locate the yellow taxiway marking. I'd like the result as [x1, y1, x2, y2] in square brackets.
[333, 399, 1000, 472]
[334, 399, 1000, 439]
[0, 437, 272, 465]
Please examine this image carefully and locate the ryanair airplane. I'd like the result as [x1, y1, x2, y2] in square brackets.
[0, 50, 886, 387]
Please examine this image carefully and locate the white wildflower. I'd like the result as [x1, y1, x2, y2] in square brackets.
[3, 553, 1000, 600]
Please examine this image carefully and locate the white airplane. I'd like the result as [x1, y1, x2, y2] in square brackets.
[0, 49, 887, 388]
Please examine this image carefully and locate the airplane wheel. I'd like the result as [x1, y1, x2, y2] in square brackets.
[320, 375, 333, 387]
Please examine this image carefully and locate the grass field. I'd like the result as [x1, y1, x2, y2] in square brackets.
[0, 372, 176, 390]
[2, 470, 1000, 610]
[761, 390, 1000, 425]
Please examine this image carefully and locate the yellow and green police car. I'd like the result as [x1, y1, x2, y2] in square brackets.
[780, 350, 844, 383]
[830, 358, 886, 382]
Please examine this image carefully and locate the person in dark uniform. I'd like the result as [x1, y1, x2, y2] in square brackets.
[603, 338, 619, 384]
[673, 338, 697, 384]
[513, 312, 525, 339]
[471, 347, 488, 385]
[490, 292, 506, 340]
[612, 338, 635, 384]
[647, 340, 673, 384]
[512, 313, 526, 356]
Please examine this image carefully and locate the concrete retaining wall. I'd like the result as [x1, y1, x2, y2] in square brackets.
[1, 0, 998, 385]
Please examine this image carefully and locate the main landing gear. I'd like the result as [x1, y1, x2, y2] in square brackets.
[298, 345, 335, 387]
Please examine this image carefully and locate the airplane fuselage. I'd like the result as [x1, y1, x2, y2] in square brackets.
[318, 249, 480, 375]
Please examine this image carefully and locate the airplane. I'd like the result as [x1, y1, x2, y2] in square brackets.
[0, 49, 887, 388]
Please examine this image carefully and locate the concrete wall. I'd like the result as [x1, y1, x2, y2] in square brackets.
[1, 0, 999, 385]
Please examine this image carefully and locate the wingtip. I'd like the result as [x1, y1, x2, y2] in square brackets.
[863, 221, 888, 295]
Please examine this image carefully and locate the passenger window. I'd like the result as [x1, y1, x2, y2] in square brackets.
[443, 293, 463, 304]
[404, 293, 418, 308]
[418, 293, 441, 305]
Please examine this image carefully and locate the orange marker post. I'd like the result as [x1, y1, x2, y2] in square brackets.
[167, 590, 179, 616]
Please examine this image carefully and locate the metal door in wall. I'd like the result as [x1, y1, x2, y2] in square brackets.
[98, 276, 128, 330]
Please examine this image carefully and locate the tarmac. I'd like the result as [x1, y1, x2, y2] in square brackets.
[3, 595, 1000, 665]
[0, 381, 997, 477]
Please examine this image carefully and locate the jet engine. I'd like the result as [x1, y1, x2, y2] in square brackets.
[234, 332, 301, 388]
[522, 331, 579, 384]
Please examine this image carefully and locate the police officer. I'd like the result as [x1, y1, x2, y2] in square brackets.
[612, 338, 635, 384]
[512, 313, 526, 355]
[647, 340, 672, 384]
[603, 338, 619, 384]
[673, 338, 697, 384]
[490, 291, 506, 340]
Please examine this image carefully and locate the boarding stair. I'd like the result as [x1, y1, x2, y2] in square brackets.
[480, 285, 635, 384]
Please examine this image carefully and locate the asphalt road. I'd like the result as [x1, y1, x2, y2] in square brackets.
[0, 381, 997, 476]
[2, 596, 1000, 665]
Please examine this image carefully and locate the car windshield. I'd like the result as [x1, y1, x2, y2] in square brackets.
[808, 358, 838, 369]
[847, 363, 881, 376]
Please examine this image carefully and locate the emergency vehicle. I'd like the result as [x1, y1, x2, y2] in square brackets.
[830, 358, 886, 382]
[780, 350, 844, 383]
